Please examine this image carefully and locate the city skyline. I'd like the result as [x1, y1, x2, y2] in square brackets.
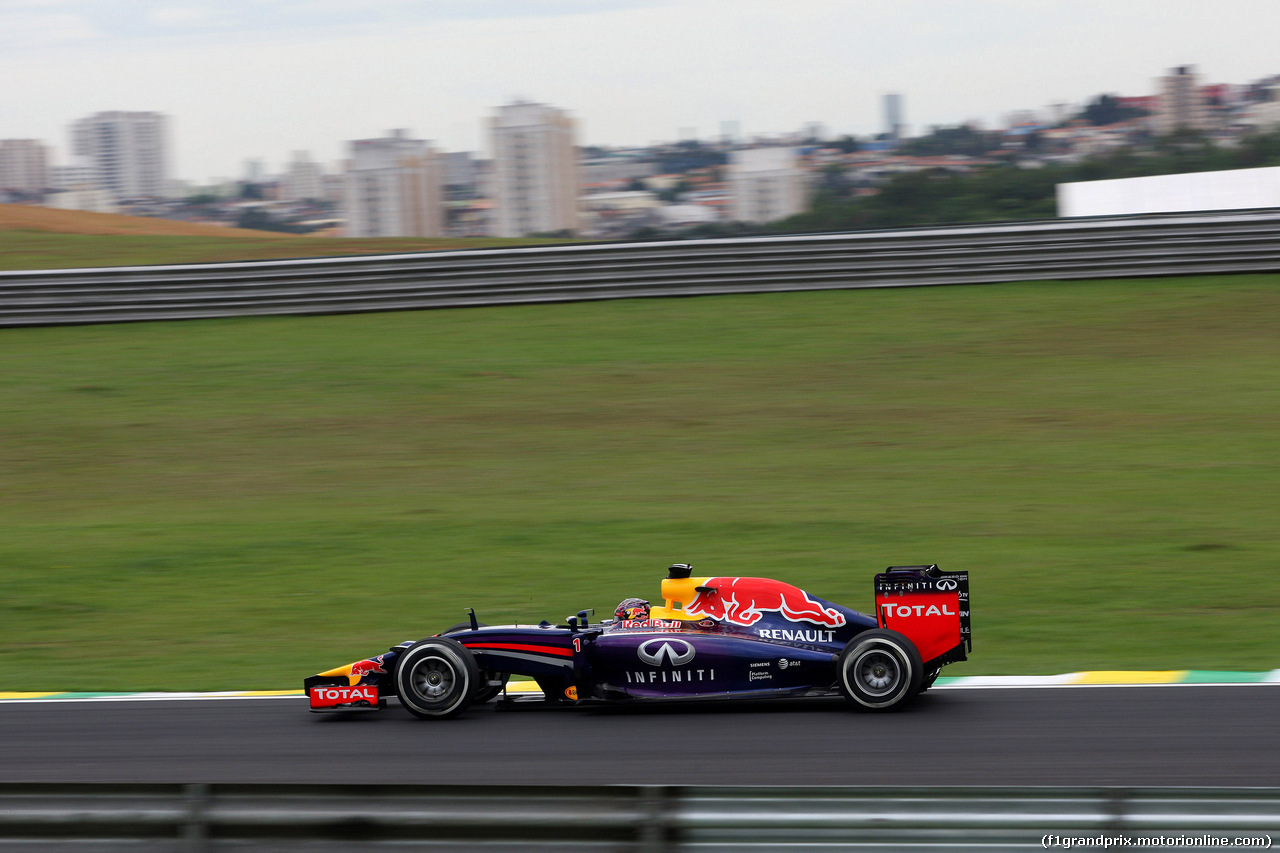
[3, 0, 1280, 183]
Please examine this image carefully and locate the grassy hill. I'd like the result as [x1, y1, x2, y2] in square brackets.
[0, 203, 302, 238]
[0, 203, 559, 270]
[2, 275, 1278, 690]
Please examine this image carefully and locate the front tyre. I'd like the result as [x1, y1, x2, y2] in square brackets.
[837, 629, 923, 711]
[441, 623, 507, 703]
[395, 638, 480, 720]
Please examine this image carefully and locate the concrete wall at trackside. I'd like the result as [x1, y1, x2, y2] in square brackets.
[1057, 165, 1280, 217]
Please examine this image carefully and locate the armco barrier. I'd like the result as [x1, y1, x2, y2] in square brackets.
[3, 210, 1280, 327]
[0, 784, 1276, 851]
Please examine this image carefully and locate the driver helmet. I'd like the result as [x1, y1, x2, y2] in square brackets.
[614, 597, 651, 622]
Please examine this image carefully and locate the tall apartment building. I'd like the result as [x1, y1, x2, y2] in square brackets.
[71, 111, 169, 200]
[343, 130, 444, 238]
[490, 101, 580, 237]
[1155, 66, 1212, 134]
[283, 151, 324, 202]
[883, 94, 905, 141]
[728, 147, 809, 224]
[0, 139, 49, 195]
[49, 163, 96, 191]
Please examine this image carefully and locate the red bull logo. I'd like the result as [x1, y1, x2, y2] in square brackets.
[685, 578, 846, 628]
[349, 655, 387, 678]
[618, 618, 683, 630]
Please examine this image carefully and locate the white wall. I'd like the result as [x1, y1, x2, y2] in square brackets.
[45, 186, 118, 214]
[1058, 167, 1280, 217]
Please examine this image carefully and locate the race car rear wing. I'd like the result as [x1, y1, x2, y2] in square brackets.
[874, 565, 970, 669]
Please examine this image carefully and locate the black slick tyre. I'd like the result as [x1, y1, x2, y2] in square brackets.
[394, 637, 480, 719]
[441, 623, 507, 703]
[837, 629, 923, 711]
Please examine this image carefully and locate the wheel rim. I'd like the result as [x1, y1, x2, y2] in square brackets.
[854, 649, 901, 696]
[410, 654, 459, 705]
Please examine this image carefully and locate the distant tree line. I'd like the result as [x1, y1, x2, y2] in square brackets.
[896, 125, 1003, 158]
[235, 207, 316, 234]
[1081, 94, 1150, 126]
[736, 128, 1280, 235]
[655, 140, 728, 174]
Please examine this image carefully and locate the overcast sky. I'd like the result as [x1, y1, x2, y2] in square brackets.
[3, 0, 1279, 184]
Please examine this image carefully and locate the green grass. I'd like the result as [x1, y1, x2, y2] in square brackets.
[2, 275, 1279, 690]
[0, 230, 563, 270]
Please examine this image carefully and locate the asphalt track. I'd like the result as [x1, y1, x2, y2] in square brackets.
[3, 685, 1278, 787]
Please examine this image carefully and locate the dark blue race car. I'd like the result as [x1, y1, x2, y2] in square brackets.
[305, 563, 971, 717]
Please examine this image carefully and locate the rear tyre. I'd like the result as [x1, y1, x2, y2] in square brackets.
[837, 629, 923, 711]
[394, 637, 480, 720]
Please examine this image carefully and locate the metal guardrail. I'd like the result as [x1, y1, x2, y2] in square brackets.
[0, 784, 1276, 851]
[3, 210, 1280, 327]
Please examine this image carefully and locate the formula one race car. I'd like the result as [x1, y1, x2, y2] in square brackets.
[305, 563, 970, 718]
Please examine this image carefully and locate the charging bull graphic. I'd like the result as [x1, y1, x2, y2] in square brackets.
[349, 655, 387, 679]
[685, 577, 846, 628]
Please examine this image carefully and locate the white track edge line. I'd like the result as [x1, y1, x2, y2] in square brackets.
[4, 681, 1280, 704]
